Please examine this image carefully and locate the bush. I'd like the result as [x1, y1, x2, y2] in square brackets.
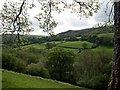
[2, 52, 16, 71]
[46, 47, 75, 83]
[45, 43, 57, 49]
[26, 63, 50, 78]
[88, 74, 110, 89]
[15, 60, 27, 73]
[15, 50, 38, 64]
[2, 52, 26, 73]
[82, 43, 87, 49]
[27, 47, 42, 53]
[98, 36, 113, 46]
[74, 50, 112, 89]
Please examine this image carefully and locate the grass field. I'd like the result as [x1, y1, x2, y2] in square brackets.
[21, 41, 113, 54]
[19, 41, 95, 53]
[92, 46, 114, 53]
[22, 43, 46, 50]
[2, 69, 92, 90]
[98, 33, 114, 38]
[57, 41, 95, 49]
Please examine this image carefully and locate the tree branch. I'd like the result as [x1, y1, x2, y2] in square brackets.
[13, 0, 26, 31]
[12, 0, 26, 46]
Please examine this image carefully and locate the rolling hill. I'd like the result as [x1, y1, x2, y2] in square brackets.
[57, 25, 113, 37]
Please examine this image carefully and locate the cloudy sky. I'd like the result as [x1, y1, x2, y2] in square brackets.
[0, 0, 113, 36]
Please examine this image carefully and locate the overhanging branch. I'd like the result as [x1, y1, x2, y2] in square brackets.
[13, 0, 26, 32]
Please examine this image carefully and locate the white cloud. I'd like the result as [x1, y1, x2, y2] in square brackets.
[0, 0, 112, 35]
[52, 10, 98, 34]
[93, 10, 109, 22]
[62, 12, 90, 27]
[29, 26, 48, 35]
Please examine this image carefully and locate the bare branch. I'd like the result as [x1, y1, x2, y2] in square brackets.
[108, 4, 114, 22]
[13, 0, 26, 32]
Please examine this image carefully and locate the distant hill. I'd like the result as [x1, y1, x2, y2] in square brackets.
[57, 26, 113, 37]
[2, 34, 47, 45]
[58, 28, 95, 36]
[2, 34, 45, 39]
[2, 25, 114, 44]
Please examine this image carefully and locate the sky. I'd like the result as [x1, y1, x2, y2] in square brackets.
[0, 0, 113, 36]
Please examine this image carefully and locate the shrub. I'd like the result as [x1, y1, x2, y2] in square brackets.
[82, 43, 87, 49]
[45, 43, 57, 49]
[15, 50, 38, 64]
[74, 50, 113, 89]
[27, 47, 42, 53]
[14, 60, 26, 73]
[2, 52, 16, 71]
[88, 74, 110, 89]
[26, 63, 50, 78]
[98, 36, 113, 46]
[2, 52, 26, 73]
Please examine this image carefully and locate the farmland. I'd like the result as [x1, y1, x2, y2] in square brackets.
[2, 28, 114, 89]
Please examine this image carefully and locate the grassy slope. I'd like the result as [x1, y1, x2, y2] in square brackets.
[21, 41, 113, 54]
[57, 41, 94, 48]
[20, 41, 95, 53]
[92, 46, 114, 55]
[22, 44, 46, 49]
[98, 33, 114, 38]
[2, 69, 92, 90]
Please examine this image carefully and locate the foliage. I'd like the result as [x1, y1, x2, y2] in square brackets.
[2, 52, 26, 73]
[82, 43, 87, 49]
[2, 40, 114, 89]
[45, 42, 57, 49]
[15, 50, 38, 64]
[35, 0, 100, 35]
[0, 0, 101, 38]
[0, 0, 118, 89]
[0, 1, 33, 35]
[74, 50, 113, 89]
[46, 47, 75, 83]
[14, 59, 27, 73]
[26, 63, 50, 78]
[81, 33, 114, 47]
[97, 33, 114, 46]
[64, 36, 78, 41]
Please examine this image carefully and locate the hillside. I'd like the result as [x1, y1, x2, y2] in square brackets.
[97, 33, 114, 38]
[58, 28, 95, 37]
[2, 25, 114, 90]
[2, 25, 113, 45]
[2, 69, 92, 89]
[57, 25, 113, 37]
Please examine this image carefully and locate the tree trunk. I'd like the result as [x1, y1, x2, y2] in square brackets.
[108, 1, 120, 90]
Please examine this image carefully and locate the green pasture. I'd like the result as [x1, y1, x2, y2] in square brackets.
[2, 69, 92, 90]
[98, 33, 114, 38]
[57, 41, 95, 49]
